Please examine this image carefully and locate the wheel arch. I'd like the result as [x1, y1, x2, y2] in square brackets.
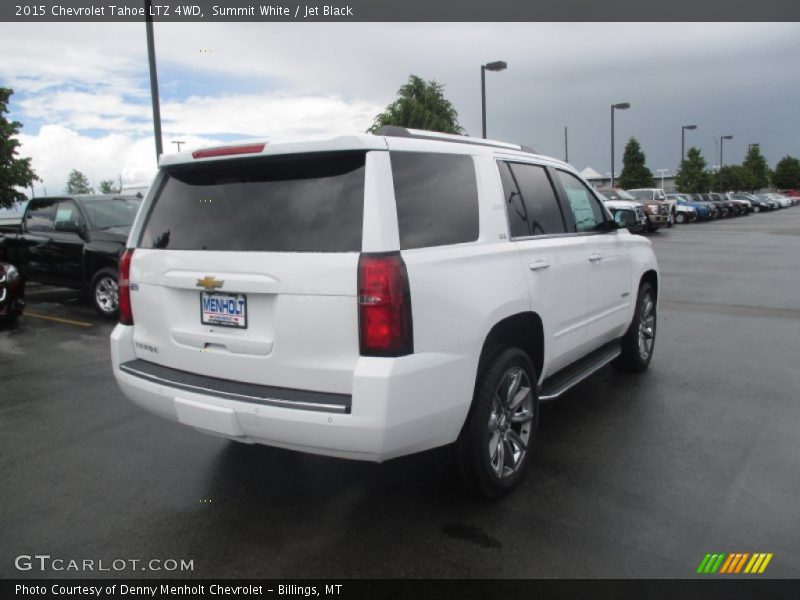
[478, 312, 544, 383]
[640, 269, 659, 300]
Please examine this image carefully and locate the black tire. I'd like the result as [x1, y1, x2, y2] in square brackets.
[436, 347, 538, 499]
[614, 282, 657, 373]
[675, 212, 686, 224]
[90, 268, 119, 319]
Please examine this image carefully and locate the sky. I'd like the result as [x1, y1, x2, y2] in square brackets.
[1, 22, 799, 195]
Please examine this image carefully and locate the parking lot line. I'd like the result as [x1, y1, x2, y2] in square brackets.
[25, 311, 93, 328]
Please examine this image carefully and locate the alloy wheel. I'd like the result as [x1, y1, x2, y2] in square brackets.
[95, 276, 119, 313]
[487, 367, 534, 480]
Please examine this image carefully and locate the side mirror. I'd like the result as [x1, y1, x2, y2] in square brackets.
[613, 209, 637, 230]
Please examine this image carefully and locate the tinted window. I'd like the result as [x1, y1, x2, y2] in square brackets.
[25, 199, 57, 232]
[628, 190, 652, 201]
[391, 152, 479, 250]
[498, 161, 565, 237]
[555, 170, 608, 233]
[54, 200, 85, 231]
[140, 152, 366, 252]
[81, 197, 141, 229]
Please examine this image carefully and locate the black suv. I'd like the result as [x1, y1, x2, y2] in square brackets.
[0, 195, 141, 317]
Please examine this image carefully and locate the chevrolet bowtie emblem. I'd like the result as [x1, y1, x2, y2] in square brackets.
[196, 276, 224, 290]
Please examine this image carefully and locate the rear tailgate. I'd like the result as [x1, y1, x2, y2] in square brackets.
[128, 150, 368, 395]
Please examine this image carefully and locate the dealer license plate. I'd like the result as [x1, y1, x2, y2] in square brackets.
[201, 292, 247, 328]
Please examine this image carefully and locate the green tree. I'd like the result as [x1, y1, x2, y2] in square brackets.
[99, 179, 117, 194]
[742, 145, 770, 191]
[675, 147, 711, 193]
[716, 165, 753, 192]
[368, 75, 464, 135]
[772, 156, 800, 189]
[65, 169, 92, 194]
[0, 88, 37, 209]
[617, 137, 654, 189]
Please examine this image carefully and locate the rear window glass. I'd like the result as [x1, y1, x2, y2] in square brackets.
[139, 152, 366, 252]
[390, 151, 479, 250]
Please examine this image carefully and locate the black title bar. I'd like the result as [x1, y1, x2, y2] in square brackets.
[3, 0, 800, 22]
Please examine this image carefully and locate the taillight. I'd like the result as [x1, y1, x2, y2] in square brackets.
[118, 249, 134, 325]
[358, 252, 413, 357]
[192, 143, 265, 159]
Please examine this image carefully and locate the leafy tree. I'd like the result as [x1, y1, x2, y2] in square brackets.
[0, 88, 37, 209]
[675, 147, 711, 193]
[99, 179, 117, 194]
[368, 75, 464, 135]
[772, 156, 800, 189]
[716, 165, 753, 192]
[617, 137, 654, 189]
[742, 145, 770, 191]
[65, 169, 92, 194]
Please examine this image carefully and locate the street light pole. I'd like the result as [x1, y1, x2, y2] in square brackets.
[480, 60, 507, 139]
[144, 0, 163, 159]
[610, 102, 630, 189]
[681, 124, 697, 165]
[719, 135, 733, 191]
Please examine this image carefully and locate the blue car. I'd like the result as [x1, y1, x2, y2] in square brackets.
[666, 193, 715, 221]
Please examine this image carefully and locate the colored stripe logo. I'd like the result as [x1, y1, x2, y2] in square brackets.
[696, 553, 773, 574]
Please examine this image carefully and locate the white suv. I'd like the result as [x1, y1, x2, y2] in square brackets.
[111, 127, 659, 498]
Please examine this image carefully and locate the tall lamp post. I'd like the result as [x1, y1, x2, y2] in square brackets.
[718, 135, 733, 191]
[610, 102, 630, 189]
[681, 124, 697, 164]
[481, 60, 507, 139]
[145, 0, 163, 159]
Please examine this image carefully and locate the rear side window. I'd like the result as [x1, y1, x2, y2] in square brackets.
[139, 152, 366, 252]
[390, 152, 479, 250]
[498, 161, 566, 237]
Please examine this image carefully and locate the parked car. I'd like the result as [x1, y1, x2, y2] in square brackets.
[765, 193, 794, 208]
[111, 127, 660, 498]
[730, 193, 771, 212]
[0, 261, 25, 324]
[723, 193, 752, 215]
[601, 188, 668, 232]
[666, 194, 713, 221]
[600, 197, 648, 233]
[0, 195, 142, 318]
[751, 194, 780, 210]
[698, 193, 735, 217]
[627, 188, 674, 228]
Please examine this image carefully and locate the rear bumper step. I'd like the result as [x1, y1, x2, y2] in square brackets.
[119, 359, 351, 414]
[538, 341, 621, 402]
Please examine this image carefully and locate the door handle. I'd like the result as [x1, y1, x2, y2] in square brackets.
[529, 261, 550, 271]
[588, 253, 603, 263]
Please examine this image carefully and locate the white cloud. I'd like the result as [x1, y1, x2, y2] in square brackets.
[161, 93, 382, 137]
[17, 126, 161, 194]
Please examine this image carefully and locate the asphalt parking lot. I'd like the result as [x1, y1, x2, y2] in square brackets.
[2, 209, 799, 579]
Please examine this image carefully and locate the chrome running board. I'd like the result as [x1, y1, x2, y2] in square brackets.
[538, 341, 621, 402]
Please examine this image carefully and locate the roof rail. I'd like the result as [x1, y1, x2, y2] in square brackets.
[373, 126, 539, 155]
